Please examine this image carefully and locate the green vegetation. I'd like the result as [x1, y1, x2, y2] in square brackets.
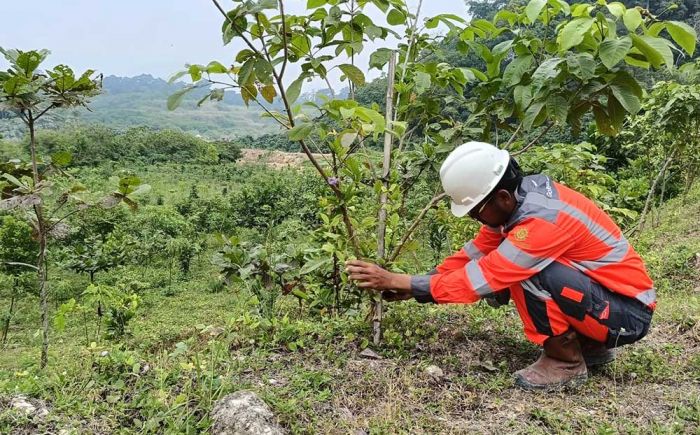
[1, 0, 700, 432]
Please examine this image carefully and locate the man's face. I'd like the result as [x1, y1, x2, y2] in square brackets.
[468, 189, 514, 227]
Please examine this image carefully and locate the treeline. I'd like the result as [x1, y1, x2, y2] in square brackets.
[2, 125, 243, 166]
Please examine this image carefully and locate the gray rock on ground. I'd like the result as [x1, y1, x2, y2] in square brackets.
[211, 390, 285, 435]
[10, 395, 49, 419]
[424, 364, 444, 378]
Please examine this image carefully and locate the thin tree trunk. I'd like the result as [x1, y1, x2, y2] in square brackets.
[28, 114, 50, 369]
[639, 154, 674, 231]
[2, 289, 15, 345]
[654, 169, 670, 227]
[374, 53, 396, 346]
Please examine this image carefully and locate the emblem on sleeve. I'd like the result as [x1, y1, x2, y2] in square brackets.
[514, 228, 528, 241]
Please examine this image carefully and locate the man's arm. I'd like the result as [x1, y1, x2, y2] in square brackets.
[347, 218, 574, 304]
[432, 225, 504, 274]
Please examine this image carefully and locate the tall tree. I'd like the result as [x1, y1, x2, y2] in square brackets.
[0, 48, 101, 367]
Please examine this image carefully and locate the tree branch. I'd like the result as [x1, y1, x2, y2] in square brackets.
[503, 122, 523, 150]
[1, 261, 39, 271]
[511, 124, 553, 156]
[389, 192, 447, 262]
[278, 0, 289, 80]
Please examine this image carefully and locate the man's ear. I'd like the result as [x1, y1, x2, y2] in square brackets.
[495, 189, 512, 203]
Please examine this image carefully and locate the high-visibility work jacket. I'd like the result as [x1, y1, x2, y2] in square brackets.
[411, 174, 656, 309]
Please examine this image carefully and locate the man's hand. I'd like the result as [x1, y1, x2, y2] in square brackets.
[344, 260, 413, 302]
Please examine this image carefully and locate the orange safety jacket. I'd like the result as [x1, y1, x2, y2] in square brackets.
[411, 174, 656, 308]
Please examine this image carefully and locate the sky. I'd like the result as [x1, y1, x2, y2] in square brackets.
[0, 0, 470, 88]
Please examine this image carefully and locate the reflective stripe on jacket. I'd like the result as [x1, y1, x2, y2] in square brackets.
[411, 174, 656, 308]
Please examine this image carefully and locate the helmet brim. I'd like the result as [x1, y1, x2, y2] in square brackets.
[450, 201, 472, 217]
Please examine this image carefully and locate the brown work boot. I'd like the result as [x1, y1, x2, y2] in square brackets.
[578, 335, 616, 367]
[514, 331, 588, 391]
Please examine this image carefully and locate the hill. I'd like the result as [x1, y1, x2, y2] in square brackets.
[0, 74, 282, 140]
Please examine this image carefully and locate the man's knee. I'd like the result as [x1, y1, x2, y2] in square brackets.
[533, 262, 593, 321]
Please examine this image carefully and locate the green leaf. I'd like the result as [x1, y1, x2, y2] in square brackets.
[255, 59, 273, 84]
[291, 34, 311, 56]
[503, 55, 533, 86]
[286, 77, 304, 104]
[546, 95, 568, 125]
[238, 58, 256, 85]
[307, 0, 326, 7]
[566, 53, 596, 80]
[532, 58, 564, 93]
[369, 48, 393, 69]
[51, 151, 72, 167]
[414, 71, 432, 94]
[339, 64, 366, 86]
[610, 82, 640, 114]
[623, 8, 642, 32]
[299, 258, 331, 275]
[525, 0, 547, 23]
[167, 86, 194, 110]
[288, 123, 314, 141]
[609, 71, 642, 114]
[640, 35, 674, 69]
[593, 104, 616, 136]
[355, 107, 386, 133]
[599, 36, 632, 69]
[606, 2, 626, 18]
[514, 84, 533, 111]
[558, 17, 595, 51]
[168, 71, 188, 84]
[523, 101, 545, 130]
[387, 9, 406, 25]
[666, 21, 697, 55]
[206, 61, 228, 74]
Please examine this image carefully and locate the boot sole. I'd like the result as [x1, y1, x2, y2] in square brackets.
[584, 355, 616, 367]
[514, 373, 588, 391]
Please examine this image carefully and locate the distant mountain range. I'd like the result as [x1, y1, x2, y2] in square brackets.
[0, 74, 284, 140]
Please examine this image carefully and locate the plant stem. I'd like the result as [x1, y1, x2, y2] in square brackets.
[26, 112, 50, 369]
[389, 192, 447, 262]
[639, 153, 675, 231]
[374, 52, 397, 346]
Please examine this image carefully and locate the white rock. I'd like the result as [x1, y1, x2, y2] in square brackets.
[10, 395, 49, 419]
[425, 365, 444, 378]
[358, 348, 382, 360]
[211, 390, 285, 435]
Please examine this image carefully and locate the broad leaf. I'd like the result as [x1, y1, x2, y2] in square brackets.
[286, 77, 304, 104]
[666, 21, 697, 55]
[558, 17, 595, 51]
[167, 86, 194, 110]
[414, 71, 431, 94]
[523, 101, 545, 130]
[525, 0, 547, 23]
[599, 37, 632, 69]
[288, 123, 314, 141]
[339, 64, 366, 86]
[503, 55, 533, 86]
[387, 9, 406, 25]
[623, 8, 642, 32]
[606, 2, 626, 18]
[261, 84, 276, 103]
[369, 48, 394, 69]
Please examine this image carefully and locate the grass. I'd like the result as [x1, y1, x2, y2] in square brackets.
[1, 174, 699, 434]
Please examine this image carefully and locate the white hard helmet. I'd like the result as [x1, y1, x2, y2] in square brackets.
[439, 141, 510, 217]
